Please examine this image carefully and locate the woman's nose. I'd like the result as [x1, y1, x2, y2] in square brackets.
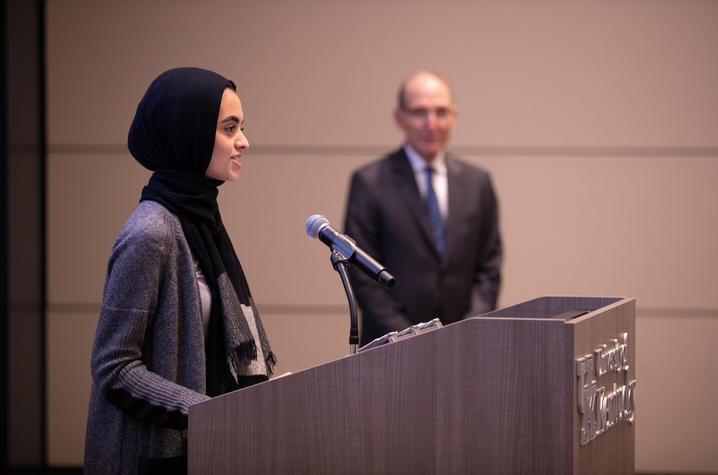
[235, 132, 249, 150]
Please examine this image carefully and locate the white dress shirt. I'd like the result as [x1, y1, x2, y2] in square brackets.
[403, 144, 449, 221]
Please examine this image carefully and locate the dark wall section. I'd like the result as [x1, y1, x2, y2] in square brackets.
[2, 0, 46, 471]
[1, 0, 8, 468]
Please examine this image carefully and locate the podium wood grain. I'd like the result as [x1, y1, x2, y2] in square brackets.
[189, 296, 635, 474]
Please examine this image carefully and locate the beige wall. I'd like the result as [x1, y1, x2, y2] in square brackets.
[45, 0, 718, 471]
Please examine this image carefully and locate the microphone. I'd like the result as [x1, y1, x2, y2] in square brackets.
[305, 214, 395, 289]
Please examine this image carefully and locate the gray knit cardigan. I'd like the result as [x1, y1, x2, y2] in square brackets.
[84, 200, 217, 474]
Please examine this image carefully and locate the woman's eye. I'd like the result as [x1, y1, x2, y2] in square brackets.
[225, 125, 236, 133]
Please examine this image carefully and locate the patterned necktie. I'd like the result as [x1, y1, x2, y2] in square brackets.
[424, 166, 445, 256]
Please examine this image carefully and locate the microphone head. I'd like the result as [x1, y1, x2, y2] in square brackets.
[305, 214, 329, 239]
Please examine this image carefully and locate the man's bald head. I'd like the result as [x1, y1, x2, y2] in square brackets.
[394, 71, 457, 162]
[397, 71, 453, 111]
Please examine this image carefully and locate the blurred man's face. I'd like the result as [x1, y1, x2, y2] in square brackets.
[394, 73, 457, 162]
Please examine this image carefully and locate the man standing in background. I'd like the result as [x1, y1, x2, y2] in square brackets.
[344, 71, 502, 346]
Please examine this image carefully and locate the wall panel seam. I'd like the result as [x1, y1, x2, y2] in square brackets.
[47, 144, 718, 158]
[45, 302, 718, 317]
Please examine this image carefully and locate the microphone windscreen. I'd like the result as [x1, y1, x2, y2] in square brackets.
[305, 214, 329, 239]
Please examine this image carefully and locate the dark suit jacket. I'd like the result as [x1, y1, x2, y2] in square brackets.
[344, 148, 502, 345]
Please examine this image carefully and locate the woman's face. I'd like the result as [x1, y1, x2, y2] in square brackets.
[205, 88, 249, 182]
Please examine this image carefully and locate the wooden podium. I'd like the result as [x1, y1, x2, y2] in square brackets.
[189, 296, 636, 474]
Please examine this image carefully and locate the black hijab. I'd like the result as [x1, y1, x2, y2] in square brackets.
[128, 67, 275, 395]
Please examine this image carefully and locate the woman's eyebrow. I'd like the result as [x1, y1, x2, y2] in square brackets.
[220, 116, 240, 124]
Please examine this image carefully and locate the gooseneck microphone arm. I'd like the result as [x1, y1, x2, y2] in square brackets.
[306, 214, 396, 354]
[330, 250, 360, 353]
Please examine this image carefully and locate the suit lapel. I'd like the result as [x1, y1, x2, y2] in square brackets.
[444, 155, 466, 269]
[388, 150, 441, 260]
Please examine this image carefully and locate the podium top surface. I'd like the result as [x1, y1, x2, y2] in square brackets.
[475, 295, 626, 320]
